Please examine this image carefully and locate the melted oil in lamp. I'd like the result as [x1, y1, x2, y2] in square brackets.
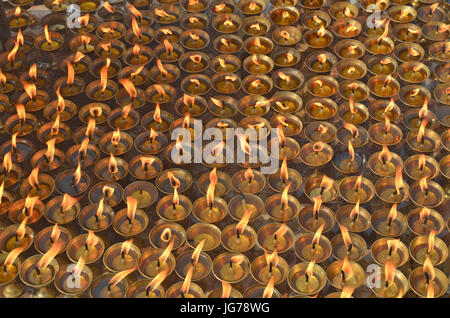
[156, 186, 192, 222]
[365, 20, 394, 55]
[150, 59, 180, 84]
[72, 13, 96, 34]
[149, 222, 186, 251]
[153, 5, 180, 24]
[213, 35, 243, 54]
[304, 121, 336, 144]
[78, 199, 115, 232]
[96, 22, 126, 40]
[304, 26, 333, 49]
[142, 105, 174, 132]
[368, 145, 403, 177]
[134, 128, 168, 155]
[305, 51, 336, 73]
[272, 48, 300, 69]
[244, 36, 273, 55]
[394, 43, 424, 63]
[407, 207, 445, 236]
[270, 5, 299, 26]
[338, 98, 369, 124]
[99, 1, 124, 21]
[79, 103, 110, 126]
[211, 72, 241, 94]
[129, 155, 162, 181]
[19, 166, 54, 201]
[94, 153, 128, 182]
[192, 177, 228, 223]
[123, 181, 158, 210]
[118, 65, 149, 87]
[0, 68, 17, 95]
[369, 117, 403, 147]
[228, 194, 264, 222]
[124, 44, 153, 66]
[244, 54, 274, 75]
[19, 63, 48, 89]
[239, 0, 265, 15]
[19, 243, 62, 298]
[326, 256, 365, 290]
[287, 261, 327, 296]
[256, 224, 293, 255]
[272, 26, 301, 47]
[269, 124, 300, 160]
[273, 68, 304, 91]
[198, 168, 232, 198]
[73, 118, 105, 146]
[44, 193, 80, 225]
[54, 257, 93, 297]
[331, 225, 367, 261]
[55, 162, 90, 196]
[181, 13, 209, 30]
[306, 76, 338, 98]
[37, 114, 71, 145]
[434, 83, 450, 106]
[127, 275, 167, 298]
[186, 223, 221, 252]
[335, 200, 371, 233]
[70, 34, 97, 54]
[388, 5, 417, 23]
[208, 281, 243, 298]
[6, 104, 36, 137]
[268, 157, 302, 193]
[146, 84, 175, 106]
[210, 0, 235, 15]
[242, 75, 272, 95]
[331, 19, 361, 38]
[305, 98, 337, 120]
[1, 133, 35, 164]
[371, 203, 408, 237]
[9, 195, 44, 225]
[329, 2, 358, 19]
[7, 7, 35, 31]
[213, 13, 241, 33]
[369, 98, 400, 123]
[299, 195, 336, 234]
[180, 30, 210, 51]
[251, 249, 289, 286]
[409, 232, 448, 266]
[212, 253, 250, 284]
[334, 39, 365, 59]
[208, 95, 238, 117]
[86, 62, 119, 101]
[301, 10, 330, 29]
[371, 237, 409, 268]
[409, 256, 448, 298]
[96, 39, 126, 59]
[103, 240, 141, 272]
[0, 248, 25, 298]
[175, 243, 213, 283]
[271, 91, 302, 114]
[406, 120, 441, 153]
[0, 221, 34, 253]
[18, 80, 49, 112]
[299, 141, 333, 167]
[232, 167, 266, 194]
[138, 247, 176, 280]
[34, 24, 63, 51]
[404, 154, 439, 181]
[409, 178, 444, 208]
[43, 86, 76, 122]
[221, 209, 256, 252]
[6, 29, 32, 55]
[166, 279, 204, 298]
[155, 26, 182, 44]
[34, 224, 71, 256]
[371, 261, 409, 298]
[243, 17, 271, 36]
[304, 174, 338, 205]
[107, 105, 140, 131]
[99, 128, 133, 156]
[89, 182, 123, 208]
[333, 140, 363, 174]
[90, 269, 135, 298]
[180, 77, 211, 97]
[429, 41, 450, 63]
[367, 56, 397, 76]
[180, 52, 210, 73]
[294, 224, 331, 263]
[265, 183, 301, 222]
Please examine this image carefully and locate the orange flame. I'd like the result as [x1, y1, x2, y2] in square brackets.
[120, 239, 133, 257]
[317, 26, 326, 37]
[73, 162, 82, 185]
[50, 224, 61, 243]
[262, 275, 275, 298]
[265, 249, 279, 268]
[341, 256, 353, 282]
[384, 260, 396, 287]
[339, 225, 352, 251]
[103, 2, 114, 13]
[44, 25, 52, 44]
[168, 171, 181, 189]
[236, 208, 253, 235]
[119, 78, 137, 99]
[348, 140, 355, 161]
[108, 267, 136, 290]
[3, 246, 26, 267]
[419, 177, 428, 193]
[3, 152, 12, 174]
[349, 200, 360, 221]
[108, 153, 118, 174]
[191, 239, 206, 264]
[28, 166, 40, 189]
[388, 203, 398, 225]
[377, 20, 390, 42]
[221, 282, 232, 298]
[22, 80, 36, 100]
[36, 241, 62, 269]
[158, 239, 174, 264]
[280, 157, 288, 183]
[7, 40, 19, 64]
[126, 196, 138, 223]
[78, 14, 90, 27]
[156, 59, 168, 77]
[394, 167, 403, 195]
[427, 230, 436, 254]
[60, 193, 77, 211]
[15, 217, 28, 240]
[154, 8, 170, 17]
